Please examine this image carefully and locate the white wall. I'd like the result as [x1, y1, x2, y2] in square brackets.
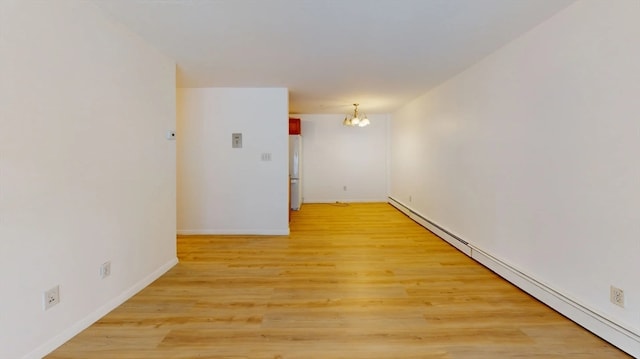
[177, 88, 289, 235]
[296, 114, 389, 203]
[390, 0, 639, 355]
[0, 1, 177, 358]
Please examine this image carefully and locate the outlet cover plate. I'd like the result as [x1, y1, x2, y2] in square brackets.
[44, 285, 60, 310]
[610, 285, 624, 308]
[100, 261, 111, 279]
[232, 133, 242, 148]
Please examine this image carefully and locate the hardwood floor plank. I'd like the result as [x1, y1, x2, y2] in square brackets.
[46, 203, 631, 358]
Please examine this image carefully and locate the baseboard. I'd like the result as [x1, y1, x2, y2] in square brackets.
[469, 248, 639, 357]
[388, 197, 471, 256]
[177, 229, 290, 235]
[303, 198, 388, 203]
[388, 196, 639, 358]
[25, 257, 179, 359]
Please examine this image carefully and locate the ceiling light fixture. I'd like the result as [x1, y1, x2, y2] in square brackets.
[343, 103, 370, 127]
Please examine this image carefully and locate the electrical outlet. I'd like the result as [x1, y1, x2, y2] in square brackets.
[343, 186, 347, 191]
[232, 133, 242, 148]
[43, 285, 60, 310]
[610, 285, 624, 308]
[100, 261, 111, 279]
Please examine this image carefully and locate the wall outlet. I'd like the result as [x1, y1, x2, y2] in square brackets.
[100, 261, 111, 279]
[232, 133, 242, 148]
[610, 285, 624, 308]
[343, 186, 347, 191]
[43, 285, 60, 310]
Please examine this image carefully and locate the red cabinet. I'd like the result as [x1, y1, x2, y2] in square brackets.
[289, 117, 301, 135]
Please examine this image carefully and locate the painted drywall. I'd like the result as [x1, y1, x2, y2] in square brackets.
[390, 0, 639, 355]
[295, 114, 389, 203]
[0, 1, 177, 358]
[177, 88, 289, 235]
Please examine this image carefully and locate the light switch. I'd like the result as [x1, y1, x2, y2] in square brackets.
[232, 133, 242, 148]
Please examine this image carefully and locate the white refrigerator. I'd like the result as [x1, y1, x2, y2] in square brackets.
[289, 135, 302, 210]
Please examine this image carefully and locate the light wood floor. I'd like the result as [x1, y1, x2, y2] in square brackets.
[47, 203, 630, 358]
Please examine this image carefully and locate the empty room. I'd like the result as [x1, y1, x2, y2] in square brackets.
[1, 0, 638, 358]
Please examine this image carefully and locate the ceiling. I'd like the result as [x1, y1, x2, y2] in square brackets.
[90, 0, 575, 114]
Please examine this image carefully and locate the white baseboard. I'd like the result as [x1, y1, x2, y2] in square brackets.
[177, 229, 290, 235]
[469, 248, 639, 357]
[26, 257, 179, 359]
[388, 197, 640, 358]
[302, 198, 388, 203]
[388, 197, 471, 256]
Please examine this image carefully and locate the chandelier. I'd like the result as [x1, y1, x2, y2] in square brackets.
[343, 103, 370, 127]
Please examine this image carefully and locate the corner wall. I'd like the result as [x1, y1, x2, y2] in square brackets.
[296, 114, 389, 203]
[389, 0, 639, 356]
[177, 88, 289, 235]
[0, 1, 177, 358]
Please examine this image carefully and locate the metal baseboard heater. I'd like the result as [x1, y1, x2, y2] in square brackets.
[387, 196, 640, 358]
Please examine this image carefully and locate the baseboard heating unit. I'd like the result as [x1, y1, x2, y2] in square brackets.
[388, 196, 639, 358]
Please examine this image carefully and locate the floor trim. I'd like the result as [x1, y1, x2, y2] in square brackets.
[26, 258, 179, 359]
[388, 197, 639, 358]
[177, 229, 290, 236]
